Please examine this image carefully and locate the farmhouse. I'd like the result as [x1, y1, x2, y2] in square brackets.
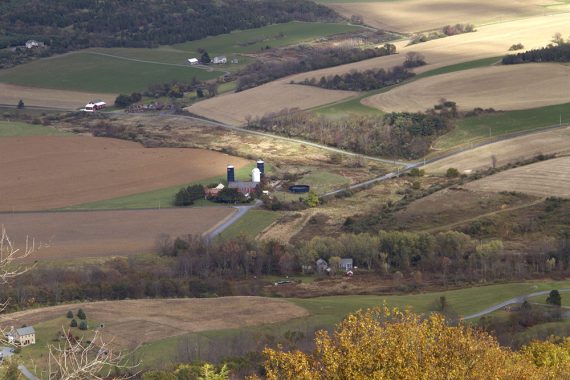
[340, 258, 354, 271]
[188, 58, 199, 65]
[6, 326, 36, 346]
[212, 56, 227, 64]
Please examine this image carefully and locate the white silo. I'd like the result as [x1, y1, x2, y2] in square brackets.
[252, 167, 261, 183]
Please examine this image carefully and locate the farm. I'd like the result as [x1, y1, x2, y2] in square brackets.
[2, 207, 236, 260]
[363, 63, 570, 113]
[0, 135, 248, 211]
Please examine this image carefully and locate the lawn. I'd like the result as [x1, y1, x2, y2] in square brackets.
[0, 120, 68, 137]
[275, 170, 351, 201]
[216, 210, 282, 241]
[435, 102, 570, 149]
[64, 164, 256, 210]
[0, 51, 219, 93]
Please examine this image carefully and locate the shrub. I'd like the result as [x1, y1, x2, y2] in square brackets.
[66, 310, 73, 319]
[509, 43, 524, 51]
[446, 168, 460, 178]
[79, 321, 88, 330]
[70, 318, 78, 327]
[77, 308, 86, 320]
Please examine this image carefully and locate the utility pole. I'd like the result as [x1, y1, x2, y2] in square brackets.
[560, 112, 562, 127]
[489, 127, 492, 138]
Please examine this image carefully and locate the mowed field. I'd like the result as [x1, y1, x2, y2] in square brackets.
[363, 63, 570, 112]
[0, 83, 115, 110]
[189, 13, 570, 124]
[320, 0, 558, 33]
[1, 208, 235, 260]
[0, 136, 248, 211]
[466, 156, 570, 198]
[425, 126, 570, 173]
[3, 297, 308, 348]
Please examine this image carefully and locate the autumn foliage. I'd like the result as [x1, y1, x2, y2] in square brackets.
[260, 307, 570, 379]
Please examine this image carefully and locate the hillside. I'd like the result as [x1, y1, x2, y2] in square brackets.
[0, 0, 339, 67]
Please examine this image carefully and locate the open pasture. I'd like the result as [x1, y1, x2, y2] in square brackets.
[1, 207, 236, 260]
[0, 136, 247, 211]
[363, 63, 570, 113]
[4, 297, 308, 349]
[466, 156, 570, 198]
[320, 0, 558, 33]
[425, 126, 570, 173]
[189, 12, 570, 124]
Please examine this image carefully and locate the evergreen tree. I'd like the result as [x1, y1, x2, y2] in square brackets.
[66, 310, 73, 319]
[70, 318, 78, 327]
[201, 51, 211, 64]
[79, 321, 88, 330]
[17, 99, 24, 109]
[546, 290, 562, 306]
[77, 308, 86, 320]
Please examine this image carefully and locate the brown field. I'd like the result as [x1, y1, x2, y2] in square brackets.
[0, 83, 115, 110]
[326, 0, 557, 33]
[0, 136, 247, 211]
[189, 13, 570, 124]
[3, 297, 308, 348]
[1, 207, 235, 260]
[363, 63, 570, 112]
[466, 156, 570, 198]
[425, 127, 570, 173]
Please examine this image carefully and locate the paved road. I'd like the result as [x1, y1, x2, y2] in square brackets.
[206, 200, 261, 240]
[18, 365, 38, 380]
[463, 288, 570, 320]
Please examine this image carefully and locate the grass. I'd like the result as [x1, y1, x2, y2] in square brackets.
[417, 56, 503, 79]
[63, 164, 256, 210]
[0, 120, 68, 137]
[275, 170, 351, 201]
[0, 51, 220, 93]
[435, 102, 570, 149]
[216, 210, 282, 241]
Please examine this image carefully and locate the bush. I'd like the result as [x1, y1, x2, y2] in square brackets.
[77, 308, 86, 320]
[174, 184, 206, 206]
[79, 321, 88, 330]
[66, 310, 73, 319]
[446, 168, 460, 178]
[509, 43, 524, 51]
[70, 318, 78, 327]
[409, 168, 425, 177]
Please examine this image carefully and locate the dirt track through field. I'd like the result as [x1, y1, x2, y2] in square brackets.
[425, 127, 570, 173]
[466, 156, 570, 198]
[0, 136, 247, 211]
[189, 13, 570, 124]
[1, 207, 236, 260]
[0, 83, 115, 110]
[327, 0, 558, 33]
[2, 297, 309, 348]
[363, 63, 570, 112]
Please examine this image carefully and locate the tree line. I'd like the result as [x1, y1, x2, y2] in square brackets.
[0, 0, 340, 68]
[236, 43, 397, 91]
[247, 104, 454, 159]
[502, 41, 570, 64]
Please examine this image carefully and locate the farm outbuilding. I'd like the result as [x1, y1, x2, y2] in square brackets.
[226, 161, 265, 196]
[212, 56, 227, 64]
[289, 185, 310, 193]
[188, 58, 199, 65]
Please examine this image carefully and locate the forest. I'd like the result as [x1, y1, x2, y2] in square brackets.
[0, 0, 339, 67]
[236, 44, 397, 91]
[247, 104, 454, 159]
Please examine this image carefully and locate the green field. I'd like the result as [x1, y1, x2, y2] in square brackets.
[275, 170, 351, 201]
[217, 210, 282, 241]
[64, 164, 256, 210]
[131, 279, 570, 368]
[435, 102, 570, 149]
[0, 120, 68, 137]
[416, 56, 502, 79]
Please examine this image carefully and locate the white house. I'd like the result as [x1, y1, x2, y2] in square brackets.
[25, 40, 43, 49]
[6, 326, 36, 346]
[212, 56, 227, 64]
[188, 58, 199, 65]
[339, 258, 353, 271]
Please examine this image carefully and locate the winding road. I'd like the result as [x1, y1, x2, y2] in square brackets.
[463, 288, 570, 320]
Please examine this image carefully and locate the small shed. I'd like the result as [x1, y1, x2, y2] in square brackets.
[188, 58, 199, 65]
[316, 258, 328, 273]
[212, 56, 227, 64]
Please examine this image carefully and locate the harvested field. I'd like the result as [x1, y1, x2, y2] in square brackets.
[324, 0, 557, 33]
[3, 297, 308, 348]
[0, 136, 247, 211]
[466, 156, 570, 198]
[363, 64, 570, 112]
[1, 207, 235, 260]
[189, 13, 570, 124]
[0, 83, 115, 110]
[425, 126, 570, 173]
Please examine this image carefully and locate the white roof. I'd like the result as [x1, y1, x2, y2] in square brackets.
[188, 58, 199, 63]
[94, 101, 106, 106]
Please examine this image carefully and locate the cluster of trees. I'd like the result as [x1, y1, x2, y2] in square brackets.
[248, 106, 453, 159]
[0, 0, 339, 67]
[114, 92, 142, 108]
[145, 79, 219, 99]
[502, 41, 570, 64]
[236, 43, 397, 91]
[300, 64, 414, 91]
[260, 306, 570, 379]
[409, 23, 475, 45]
[174, 185, 206, 206]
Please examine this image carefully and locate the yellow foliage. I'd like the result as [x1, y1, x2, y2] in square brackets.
[521, 337, 570, 378]
[262, 306, 570, 380]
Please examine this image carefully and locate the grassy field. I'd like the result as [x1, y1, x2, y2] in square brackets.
[64, 164, 256, 210]
[435, 103, 570, 149]
[0, 120, 68, 137]
[0, 51, 219, 93]
[216, 210, 282, 241]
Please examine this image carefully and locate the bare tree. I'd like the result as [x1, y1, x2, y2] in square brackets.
[45, 330, 138, 380]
